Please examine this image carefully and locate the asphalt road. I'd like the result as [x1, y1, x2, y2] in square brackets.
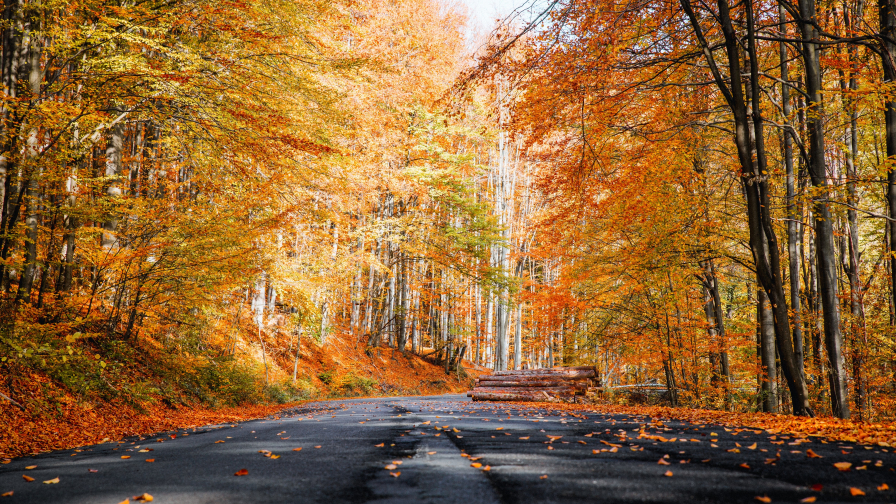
[1, 394, 894, 503]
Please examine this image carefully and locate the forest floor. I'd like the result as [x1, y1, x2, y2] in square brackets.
[0, 332, 477, 460]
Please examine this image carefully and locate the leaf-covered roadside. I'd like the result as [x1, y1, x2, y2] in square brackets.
[0, 338, 474, 460]
[513, 402, 896, 448]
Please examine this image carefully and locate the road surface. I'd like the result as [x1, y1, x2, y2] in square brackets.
[1, 394, 893, 503]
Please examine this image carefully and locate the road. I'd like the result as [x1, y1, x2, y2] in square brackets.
[1, 394, 893, 503]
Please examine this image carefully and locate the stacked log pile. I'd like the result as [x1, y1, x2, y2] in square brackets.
[467, 366, 600, 402]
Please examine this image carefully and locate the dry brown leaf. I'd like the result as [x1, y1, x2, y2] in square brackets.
[133, 493, 153, 502]
[754, 496, 771, 503]
[747, 443, 757, 450]
[482, 465, 491, 471]
[539, 475, 548, 479]
[22, 476, 33, 482]
[849, 488, 865, 496]
[799, 497, 816, 503]
[1, 491, 12, 497]
[739, 463, 751, 469]
[471, 463, 482, 468]
[663, 470, 673, 477]
[375, 443, 384, 447]
[389, 471, 400, 477]
[519, 436, 529, 440]
[384, 464, 398, 470]
[427, 451, 437, 455]
[43, 477, 59, 484]
[878, 483, 890, 491]
[145, 459, 155, 463]
[215, 440, 225, 444]
[24, 466, 36, 470]
[121, 456, 131, 459]
[118, 499, 129, 504]
[805, 449, 822, 458]
[314, 445, 321, 449]
[658, 459, 671, 465]
[270, 455, 280, 459]
[234, 469, 248, 476]
[833, 462, 852, 471]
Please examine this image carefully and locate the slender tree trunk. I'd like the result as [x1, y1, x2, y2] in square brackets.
[796, 0, 849, 418]
[758, 288, 778, 412]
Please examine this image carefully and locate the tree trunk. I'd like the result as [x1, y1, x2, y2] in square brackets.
[796, 0, 849, 419]
[758, 288, 778, 412]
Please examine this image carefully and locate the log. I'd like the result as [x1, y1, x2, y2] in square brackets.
[467, 366, 601, 402]
[491, 367, 597, 379]
[473, 379, 591, 388]
[470, 391, 566, 402]
[469, 386, 581, 396]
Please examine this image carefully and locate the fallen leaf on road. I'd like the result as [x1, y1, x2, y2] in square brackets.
[833, 462, 852, 471]
[754, 496, 771, 503]
[1, 491, 11, 497]
[747, 443, 757, 450]
[799, 497, 816, 503]
[471, 463, 482, 468]
[215, 440, 225, 444]
[592, 449, 599, 454]
[121, 456, 131, 459]
[22, 476, 33, 482]
[879, 484, 889, 491]
[293, 448, 302, 452]
[133, 493, 153, 501]
[88, 469, 98, 473]
[519, 436, 529, 440]
[578, 441, 586, 445]
[427, 451, 437, 455]
[540, 475, 548, 479]
[849, 488, 865, 496]
[389, 471, 400, 477]
[25, 466, 36, 470]
[234, 469, 248, 476]
[43, 477, 59, 484]
[496, 427, 503, 430]
[584, 433, 593, 437]
[546, 445, 554, 450]
[664, 470, 673, 477]
[375, 443, 384, 447]
[169, 435, 176, 439]
[727, 448, 740, 453]
[739, 463, 751, 469]
[482, 465, 491, 471]
[385, 464, 398, 470]
[314, 446, 321, 449]
[470, 457, 481, 461]
[270, 455, 280, 459]
[702, 459, 711, 463]
[280, 437, 290, 440]
[658, 459, 670, 465]
[810, 484, 823, 491]
[145, 459, 155, 463]
[805, 449, 822, 458]
[118, 499, 129, 504]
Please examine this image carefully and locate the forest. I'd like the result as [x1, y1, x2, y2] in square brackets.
[1, 0, 895, 430]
